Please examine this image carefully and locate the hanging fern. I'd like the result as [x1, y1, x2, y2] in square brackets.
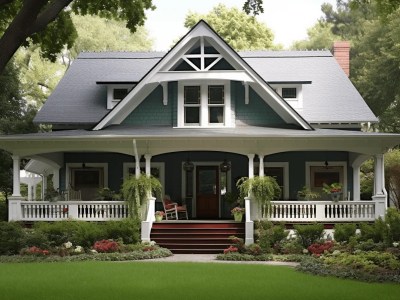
[237, 176, 281, 216]
[121, 174, 162, 220]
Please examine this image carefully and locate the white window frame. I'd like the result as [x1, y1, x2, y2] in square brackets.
[305, 161, 347, 199]
[270, 84, 303, 109]
[123, 162, 165, 201]
[254, 162, 289, 199]
[107, 84, 135, 109]
[177, 80, 232, 127]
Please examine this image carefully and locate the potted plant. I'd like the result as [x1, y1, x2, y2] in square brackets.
[236, 176, 281, 217]
[121, 174, 162, 220]
[97, 187, 120, 201]
[297, 186, 320, 201]
[322, 182, 343, 202]
[231, 207, 245, 222]
[154, 211, 164, 222]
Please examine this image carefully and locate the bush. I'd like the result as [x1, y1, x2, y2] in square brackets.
[334, 223, 357, 242]
[385, 208, 400, 244]
[22, 229, 50, 249]
[103, 219, 140, 244]
[294, 224, 324, 248]
[307, 241, 334, 256]
[0, 222, 25, 255]
[359, 219, 386, 243]
[93, 239, 120, 253]
[276, 238, 304, 254]
[255, 221, 287, 252]
[0, 199, 7, 221]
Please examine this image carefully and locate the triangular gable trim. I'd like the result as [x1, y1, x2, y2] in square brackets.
[93, 20, 312, 131]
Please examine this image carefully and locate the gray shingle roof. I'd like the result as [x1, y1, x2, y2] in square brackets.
[34, 50, 377, 126]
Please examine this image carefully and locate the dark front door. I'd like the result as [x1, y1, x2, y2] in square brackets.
[196, 166, 219, 219]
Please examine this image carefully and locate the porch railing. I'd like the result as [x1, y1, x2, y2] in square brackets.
[9, 200, 129, 221]
[267, 200, 380, 222]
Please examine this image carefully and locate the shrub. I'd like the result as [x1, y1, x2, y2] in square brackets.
[385, 208, 400, 244]
[255, 221, 287, 252]
[276, 238, 304, 254]
[246, 243, 262, 256]
[334, 223, 357, 242]
[0, 222, 25, 255]
[294, 223, 324, 248]
[0, 199, 7, 221]
[93, 239, 120, 253]
[307, 241, 334, 256]
[22, 229, 50, 249]
[103, 219, 140, 244]
[20, 246, 50, 256]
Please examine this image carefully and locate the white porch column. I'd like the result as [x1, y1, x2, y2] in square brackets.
[258, 154, 264, 177]
[247, 154, 255, 178]
[144, 154, 152, 177]
[11, 155, 21, 197]
[352, 165, 361, 201]
[373, 154, 385, 196]
[372, 154, 387, 218]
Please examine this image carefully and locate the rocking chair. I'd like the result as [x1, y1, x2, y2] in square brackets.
[162, 195, 188, 220]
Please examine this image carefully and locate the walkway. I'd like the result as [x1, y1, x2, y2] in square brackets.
[143, 254, 299, 267]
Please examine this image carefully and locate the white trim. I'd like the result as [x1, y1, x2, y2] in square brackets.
[93, 21, 312, 130]
[65, 163, 109, 190]
[106, 84, 135, 109]
[254, 162, 289, 199]
[270, 84, 303, 110]
[123, 162, 165, 200]
[305, 161, 347, 200]
[177, 80, 232, 127]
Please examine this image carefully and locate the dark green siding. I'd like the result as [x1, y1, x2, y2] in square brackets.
[232, 81, 287, 127]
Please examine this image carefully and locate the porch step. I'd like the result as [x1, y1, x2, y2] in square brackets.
[151, 221, 245, 254]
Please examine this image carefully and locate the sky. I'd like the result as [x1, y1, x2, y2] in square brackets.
[145, 0, 337, 50]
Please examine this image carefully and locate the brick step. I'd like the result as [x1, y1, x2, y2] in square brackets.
[157, 243, 230, 250]
[153, 237, 236, 244]
[151, 228, 244, 234]
[151, 233, 244, 239]
[152, 222, 244, 229]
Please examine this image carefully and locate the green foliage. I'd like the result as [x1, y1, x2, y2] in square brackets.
[184, 4, 276, 51]
[291, 22, 339, 50]
[216, 252, 272, 261]
[242, 0, 264, 16]
[359, 219, 387, 243]
[121, 174, 162, 219]
[254, 220, 287, 251]
[0, 197, 6, 221]
[294, 224, 325, 248]
[278, 238, 304, 255]
[0, 222, 25, 255]
[385, 207, 400, 243]
[103, 219, 140, 244]
[237, 176, 281, 216]
[334, 223, 357, 242]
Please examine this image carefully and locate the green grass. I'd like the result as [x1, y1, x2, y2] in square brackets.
[0, 262, 399, 300]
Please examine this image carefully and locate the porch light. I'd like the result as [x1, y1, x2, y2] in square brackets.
[325, 161, 329, 169]
[220, 159, 231, 172]
[183, 159, 194, 172]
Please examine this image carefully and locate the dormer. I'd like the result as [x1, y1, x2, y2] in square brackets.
[97, 82, 136, 109]
[269, 81, 311, 111]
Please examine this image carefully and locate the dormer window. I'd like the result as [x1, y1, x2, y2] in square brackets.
[178, 81, 231, 127]
[106, 84, 135, 109]
[270, 84, 303, 110]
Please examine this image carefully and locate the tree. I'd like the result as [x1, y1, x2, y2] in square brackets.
[184, 4, 276, 51]
[243, 0, 264, 16]
[291, 21, 339, 50]
[0, 0, 155, 75]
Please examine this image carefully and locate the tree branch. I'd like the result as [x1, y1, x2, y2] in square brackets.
[28, 0, 73, 35]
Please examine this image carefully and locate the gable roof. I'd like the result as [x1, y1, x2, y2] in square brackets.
[91, 20, 311, 130]
[34, 22, 378, 128]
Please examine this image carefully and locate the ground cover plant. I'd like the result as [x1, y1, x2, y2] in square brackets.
[0, 262, 399, 300]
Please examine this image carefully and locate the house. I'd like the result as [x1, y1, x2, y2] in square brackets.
[1, 21, 399, 246]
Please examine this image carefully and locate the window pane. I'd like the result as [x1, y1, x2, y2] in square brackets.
[282, 88, 297, 98]
[209, 107, 224, 123]
[184, 86, 200, 104]
[185, 107, 200, 123]
[208, 85, 224, 104]
[113, 89, 128, 100]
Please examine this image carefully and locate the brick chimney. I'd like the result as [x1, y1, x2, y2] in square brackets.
[333, 41, 350, 77]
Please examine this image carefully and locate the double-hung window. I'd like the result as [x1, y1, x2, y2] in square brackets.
[178, 81, 230, 127]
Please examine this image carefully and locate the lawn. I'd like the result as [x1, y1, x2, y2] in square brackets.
[1, 262, 399, 300]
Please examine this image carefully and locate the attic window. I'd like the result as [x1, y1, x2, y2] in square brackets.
[113, 89, 128, 100]
[282, 88, 297, 99]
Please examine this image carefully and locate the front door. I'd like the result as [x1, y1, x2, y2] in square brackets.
[196, 166, 219, 219]
[71, 168, 104, 200]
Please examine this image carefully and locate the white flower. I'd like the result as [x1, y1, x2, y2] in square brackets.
[393, 242, 399, 248]
[149, 241, 156, 246]
[64, 241, 73, 249]
[74, 246, 83, 253]
[90, 249, 98, 254]
[302, 249, 309, 254]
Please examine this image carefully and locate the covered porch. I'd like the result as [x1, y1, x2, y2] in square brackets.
[1, 126, 398, 244]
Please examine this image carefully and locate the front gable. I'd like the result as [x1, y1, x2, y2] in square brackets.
[93, 20, 312, 131]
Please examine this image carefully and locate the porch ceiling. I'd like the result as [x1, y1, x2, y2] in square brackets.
[0, 126, 399, 157]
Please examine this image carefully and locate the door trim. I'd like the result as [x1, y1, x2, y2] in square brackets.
[66, 163, 108, 190]
[182, 161, 231, 219]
